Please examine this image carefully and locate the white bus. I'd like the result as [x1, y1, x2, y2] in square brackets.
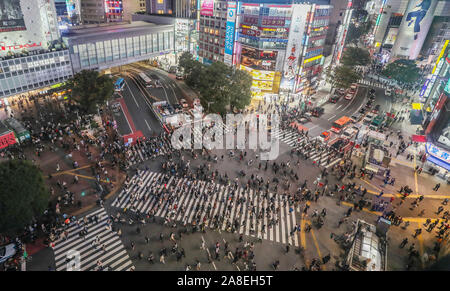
[138, 72, 152, 87]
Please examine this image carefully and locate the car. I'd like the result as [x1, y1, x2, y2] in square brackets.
[298, 117, 309, 124]
[0, 243, 17, 264]
[363, 114, 374, 125]
[365, 101, 373, 108]
[176, 71, 183, 80]
[342, 127, 358, 139]
[350, 113, 362, 123]
[317, 131, 331, 143]
[385, 88, 392, 96]
[311, 107, 324, 117]
[345, 93, 354, 100]
[372, 104, 381, 114]
[359, 107, 367, 114]
[336, 88, 346, 96]
[369, 88, 376, 95]
[329, 95, 339, 103]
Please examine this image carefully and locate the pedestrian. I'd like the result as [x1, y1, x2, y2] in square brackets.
[433, 183, 441, 191]
[160, 254, 165, 264]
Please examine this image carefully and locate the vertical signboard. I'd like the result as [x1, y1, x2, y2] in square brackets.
[200, 0, 214, 16]
[224, 2, 237, 65]
[281, 4, 309, 89]
[425, 93, 447, 135]
[392, 0, 438, 60]
[0, 0, 26, 32]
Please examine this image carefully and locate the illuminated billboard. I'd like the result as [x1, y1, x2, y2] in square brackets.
[0, 0, 25, 32]
[240, 65, 275, 81]
[392, 0, 438, 60]
[224, 2, 237, 65]
[200, 0, 214, 16]
[282, 4, 309, 87]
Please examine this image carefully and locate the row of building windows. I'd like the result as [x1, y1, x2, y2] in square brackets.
[71, 31, 173, 68]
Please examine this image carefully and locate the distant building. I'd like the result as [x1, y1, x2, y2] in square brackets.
[80, 0, 123, 24]
[147, 0, 174, 15]
[123, 0, 146, 22]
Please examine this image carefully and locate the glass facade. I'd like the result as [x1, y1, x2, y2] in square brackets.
[68, 30, 174, 72]
[0, 50, 72, 98]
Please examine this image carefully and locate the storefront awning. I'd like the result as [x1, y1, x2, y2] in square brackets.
[427, 155, 450, 171]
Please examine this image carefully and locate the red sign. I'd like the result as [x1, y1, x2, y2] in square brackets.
[0, 131, 17, 149]
[1, 42, 42, 52]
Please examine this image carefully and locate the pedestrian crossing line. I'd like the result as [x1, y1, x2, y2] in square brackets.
[112, 172, 303, 246]
[54, 225, 111, 261]
[52, 207, 134, 271]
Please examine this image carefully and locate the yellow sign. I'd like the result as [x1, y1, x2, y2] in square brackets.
[251, 80, 273, 91]
[411, 103, 423, 110]
[432, 39, 449, 74]
[375, 42, 381, 47]
[304, 55, 323, 64]
[240, 65, 275, 81]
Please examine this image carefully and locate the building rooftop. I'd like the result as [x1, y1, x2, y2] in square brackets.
[61, 21, 166, 39]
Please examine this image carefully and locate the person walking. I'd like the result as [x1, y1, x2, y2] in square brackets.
[400, 238, 408, 248]
[160, 254, 165, 264]
[433, 183, 441, 191]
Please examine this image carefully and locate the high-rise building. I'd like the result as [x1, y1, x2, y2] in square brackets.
[0, 0, 73, 99]
[174, 0, 198, 18]
[123, 0, 147, 21]
[197, 0, 229, 64]
[369, 0, 450, 60]
[147, 0, 174, 15]
[80, 0, 123, 24]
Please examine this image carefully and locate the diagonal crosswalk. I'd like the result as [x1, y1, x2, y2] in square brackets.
[111, 171, 300, 247]
[51, 208, 134, 271]
[271, 128, 344, 169]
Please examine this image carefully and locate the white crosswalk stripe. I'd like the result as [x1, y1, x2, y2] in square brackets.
[271, 128, 344, 169]
[51, 208, 134, 271]
[111, 171, 300, 246]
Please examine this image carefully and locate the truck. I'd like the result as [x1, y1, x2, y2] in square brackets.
[4, 118, 30, 143]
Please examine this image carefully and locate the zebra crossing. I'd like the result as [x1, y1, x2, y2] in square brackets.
[271, 128, 343, 169]
[358, 79, 389, 89]
[170, 121, 234, 150]
[125, 135, 173, 167]
[111, 171, 300, 247]
[52, 207, 134, 271]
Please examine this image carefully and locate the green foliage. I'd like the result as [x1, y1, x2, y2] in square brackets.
[381, 59, 421, 85]
[0, 160, 50, 235]
[328, 65, 361, 89]
[178, 53, 252, 114]
[341, 47, 371, 67]
[67, 70, 114, 114]
[346, 23, 363, 46]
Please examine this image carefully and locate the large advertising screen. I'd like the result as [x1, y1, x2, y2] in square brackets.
[282, 4, 309, 88]
[224, 2, 237, 65]
[0, 0, 26, 32]
[200, 0, 214, 16]
[392, 0, 438, 60]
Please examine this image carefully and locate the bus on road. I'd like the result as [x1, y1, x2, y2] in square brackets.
[331, 116, 351, 134]
[138, 72, 153, 88]
[115, 78, 125, 92]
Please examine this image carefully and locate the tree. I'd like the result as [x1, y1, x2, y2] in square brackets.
[0, 160, 50, 235]
[341, 47, 371, 67]
[228, 69, 252, 112]
[178, 53, 252, 114]
[346, 23, 363, 47]
[67, 70, 114, 114]
[328, 65, 361, 89]
[381, 59, 421, 85]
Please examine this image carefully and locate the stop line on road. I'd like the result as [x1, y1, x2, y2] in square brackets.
[51, 207, 134, 271]
[271, 128, 344, 169]
[111, 171, 300, 247]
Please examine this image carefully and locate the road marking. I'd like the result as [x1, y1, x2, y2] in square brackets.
[413, 155, 419, 195]
[417, 222, 425, 269]
[144, 119, 152, 132]
[124, 80, 140, 108]
[307, 220, 326, 271]
[336, 105, 343, 110]
[327, 114, 336, 121]
[201, 235, 217, 270]
[63, 171, 113, 184]
[51, 164, 96, 176]
[118, 101, 133, 134]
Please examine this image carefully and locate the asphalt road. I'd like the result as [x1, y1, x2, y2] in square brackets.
[122, 76, 163, 136]
[304, 86, 368, 137]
